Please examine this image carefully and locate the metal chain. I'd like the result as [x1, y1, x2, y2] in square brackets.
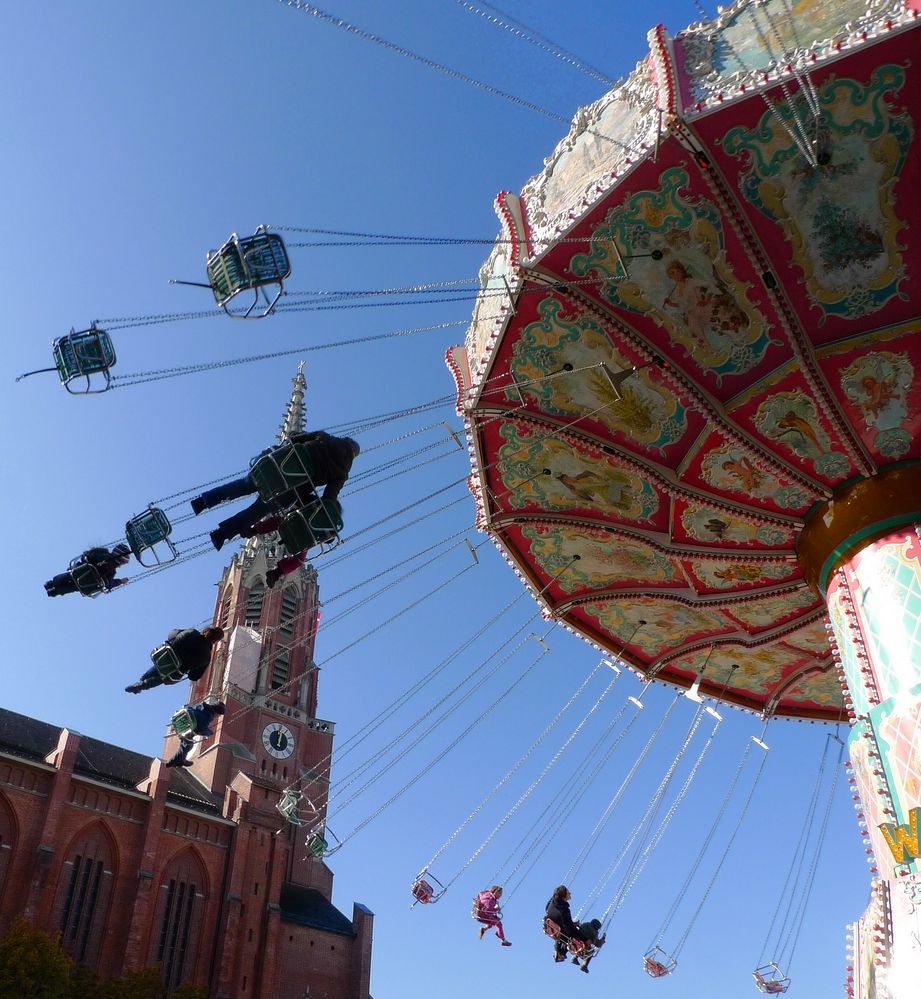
[759, 733, 833, 965]
[429, 659, 609, 881]
[780, 739, 843, 970]
[565, 694, 680, 890]
[455, 0, 617, 86]
[672, 745, 770, 958]
[603, 711, 721, 923]
[585, 706, 706, 919]
[330, 618, 536, 806]
[331, 636, 552, 853]
[278, 0, 574, 124]
[652, 737, 756, 946]
[283, 277, 480, 298]
[451, 665, 621, 887]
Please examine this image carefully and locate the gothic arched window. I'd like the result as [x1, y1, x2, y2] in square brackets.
[244, 583, 265, 628]
[50, 823, 117, 965]
[151, 849, 208, 991]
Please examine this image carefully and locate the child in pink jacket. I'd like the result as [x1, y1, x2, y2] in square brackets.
[474, 886, 511, 946]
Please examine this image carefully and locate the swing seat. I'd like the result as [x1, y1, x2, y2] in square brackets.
[753, 964, 790, 993]
[410, 872, 446, 905]
[126, 507, 177, 567]
[543, 918, 562, 940]
[68, 559, 109, 597]
[206, 226, 290, 318]
[643, 947, 677, 978]
[472, 900, 503, 923]
[306, 833, 328, 858]
[542, 919, 595, 958]
[250, 443, 317, 502]
[412, 880, 435, 904]
[52, 326, 116, 394]
[278, 790, 304, 824]
[169, 707, 198, 738]
[277, 790, 319, 827]
[277, 500, 343, 556]
[151, 645, 186, 685]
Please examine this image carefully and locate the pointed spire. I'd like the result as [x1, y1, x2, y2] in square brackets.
[278, 361, 307, 441]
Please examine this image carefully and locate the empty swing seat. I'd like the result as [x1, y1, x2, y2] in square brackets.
[206, 227, 290, 318]
[151, 645, 186, 684]
[52, 326, 116, 394]
[643, 947, 677, 978]
[250, 443, 317, 502]
[410, 871, 446, 905]
[126, 507, 177, 567]
[753, 964, 790, 994]
[278, 500, 343, 555]
[278, 790, 304, 825]
[306, 832, 328, 858]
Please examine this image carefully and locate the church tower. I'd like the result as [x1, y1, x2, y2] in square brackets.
[166, 361, 337, 893]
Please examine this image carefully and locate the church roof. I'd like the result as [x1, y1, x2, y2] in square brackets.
[279, 883, 356, 937]
[0, 706, 223, 816]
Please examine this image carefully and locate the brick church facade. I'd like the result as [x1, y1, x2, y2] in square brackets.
[0, 370, 373, 998]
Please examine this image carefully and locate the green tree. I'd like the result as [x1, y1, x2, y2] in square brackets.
[0, 916, 72, 999]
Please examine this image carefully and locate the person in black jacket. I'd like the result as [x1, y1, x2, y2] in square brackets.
[545, 885, 604, 968]
[125, 626, 224, 694]
[44, 544, 131, 597]
[189, 431, 360, 550]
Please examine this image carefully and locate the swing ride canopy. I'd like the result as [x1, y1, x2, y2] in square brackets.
[448, 0, 921, 723]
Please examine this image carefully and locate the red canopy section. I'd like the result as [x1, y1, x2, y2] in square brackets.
[448, 0, 921, 722]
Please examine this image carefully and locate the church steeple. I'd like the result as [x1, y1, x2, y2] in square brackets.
[278, 360, 306, 442]
[170, 365, 333, 873]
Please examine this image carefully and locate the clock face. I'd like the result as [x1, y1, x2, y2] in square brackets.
[262, 722, 295, 760]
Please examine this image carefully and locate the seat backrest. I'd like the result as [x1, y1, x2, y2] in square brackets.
[412, 880, 434, 903]
[543, 918, 561, 939]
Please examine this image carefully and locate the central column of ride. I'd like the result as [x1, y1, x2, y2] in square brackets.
[798, 465, 921, 999]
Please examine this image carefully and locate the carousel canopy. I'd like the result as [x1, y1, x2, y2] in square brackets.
[448, 0, 921, 722]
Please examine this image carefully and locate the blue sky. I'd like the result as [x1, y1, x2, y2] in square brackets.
[2, 3, 868, 996]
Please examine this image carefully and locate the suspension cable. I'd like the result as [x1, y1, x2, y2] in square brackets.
[497, 695, 646, 899]
[564, 693, 681, 889]
[576, 702, 705, 918]
[671, 739, 770, 959]
[325, 628, 555, 853]
[600, 708, 721, 926]
[455, 0, 617, 87]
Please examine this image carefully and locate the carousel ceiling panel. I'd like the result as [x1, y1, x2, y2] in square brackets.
[478, 287, 710, 469]
[497, 521, 688, 606]
[678, 427, 819, 517]
[568, 595, 736, 662]
[720, 586, 823, 633]
[695, 31, 921, 345]
[535, 160, 794, 406]
[669, 497, 797, 551]
[476, 416, 671, 534]
[676, 556, 801, 595]
[814, 327, 921, 463]
[724, 364, 862, 487]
